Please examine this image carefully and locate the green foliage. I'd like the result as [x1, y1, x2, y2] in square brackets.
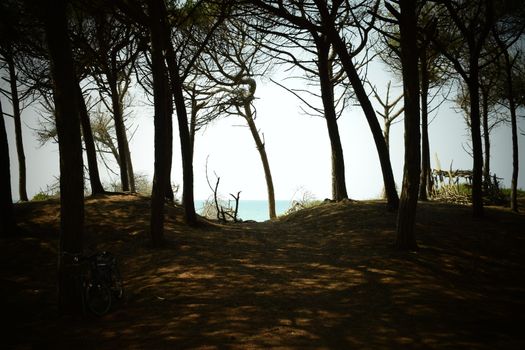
[31, 191, 56, 201]
[31, 181, 60, 201]
[432, 178, 518, 206]
[432, 183, 472, 205]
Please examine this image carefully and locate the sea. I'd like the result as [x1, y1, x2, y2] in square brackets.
[194, 199, 291, 222]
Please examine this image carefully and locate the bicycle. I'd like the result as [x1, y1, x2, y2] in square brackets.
[62, 251, 124, 316]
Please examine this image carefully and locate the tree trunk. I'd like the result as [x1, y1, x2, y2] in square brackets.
[124, 136, 135, 192]
[503, 51, 519, 212]
[384, 121, 391, 151]
[7, 57, 28, 201]
[316, 36, 348, 201]
[77, 85, 105, 195]
[108, 76, 130, 192]
[148, 0, 172, 246]
[468, 59, 484, 218]
[44, 0, 85, 315]
[163, 25, 197, 225]
[243, 101, 277, 220]
[481, 86, 491, 192]
[419, 47, 431, 201]
[0, 99, 16, 236]
[165, 86, 174, 202]
[395, 0, 420, 250]
[189, 95, 198, 158]
[326, 26, 399, 211]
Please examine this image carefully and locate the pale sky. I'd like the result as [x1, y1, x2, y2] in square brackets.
[2, 61, 525, 203]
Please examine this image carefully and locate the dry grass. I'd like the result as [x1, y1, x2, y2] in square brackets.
[2, 194, 525, 349]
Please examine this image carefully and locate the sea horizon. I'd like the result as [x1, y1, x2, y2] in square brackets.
[195, 199, 292, 222]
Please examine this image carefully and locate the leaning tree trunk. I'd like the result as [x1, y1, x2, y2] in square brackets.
[7, 57, 28, 201]
[108, 75, 130, 192]
[44, 0, 85, 315]
[164, 38, 197, 225]
[0, 99, 16, 236]
[326, 26, 399, 211]
[419, 47, 431, 201]
[243, 101, 277, 220]
[316, 36, 348, 201]
[76, 85, 105, 195]
[395, 0, 420, 250]
[148, 0, 172, 246]
[123, 135, 135, 192]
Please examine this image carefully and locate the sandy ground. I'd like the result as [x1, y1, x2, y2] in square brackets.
[2, 194, 525, 349]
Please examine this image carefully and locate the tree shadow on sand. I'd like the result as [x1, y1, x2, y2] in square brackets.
[3, 196, 525, 349]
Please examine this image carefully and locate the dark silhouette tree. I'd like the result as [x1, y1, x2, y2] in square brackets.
[375, 3, 450, 201]
[428, 0, 494, 217]
[159, 0, 227, 224]
[76, 84, 105, 195]
[491, 1, 525, 211]
[386, 0, 421, 250]
[147, 0, 173, 245]
[197, 19, 278, 218]
[42, 0, 85, 314]
[246, 11, 351, 202]
[0, 1, 28, 201]
[493, 40, 521, 212]
[0, 98, 15, 236]
[249, 0, 399, 210]
[71, 8, 140, 192]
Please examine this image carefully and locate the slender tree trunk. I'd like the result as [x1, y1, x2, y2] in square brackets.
[189, 107, 197, 159]
[108, 77, 130, 192]
[503, 52, 519, 212]
[316, 36, 348, 201]
[148, 0, 172, 246]
[44, 0, 85, 315]
[395, 0, 420, 250]
[7, 57, 28, 201]
[419, 48, 431, 201]
[0, 99, 16, 236]
[383, 122, 391, 151]
[76, 85, 105, 195]
[326, 27, 399, 211]
[493, 32, 519, 212]
[165, 87, 174, 202]
[243, 101, 277, 220]
[481, 86, 491, 192]
[468, 59, 484, 218]
[124, 136, 135, 192]
[163, 32, 197, 225]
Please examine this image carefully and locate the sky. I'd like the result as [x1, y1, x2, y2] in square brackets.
[2, 61, 525, 203]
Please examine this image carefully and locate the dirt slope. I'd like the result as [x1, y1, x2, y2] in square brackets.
[2, 194, 525, 349]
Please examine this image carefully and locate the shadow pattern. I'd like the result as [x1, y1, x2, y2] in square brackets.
[2, 195, 525, 349]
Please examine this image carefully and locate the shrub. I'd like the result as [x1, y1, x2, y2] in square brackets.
[31, 191, 55, 201]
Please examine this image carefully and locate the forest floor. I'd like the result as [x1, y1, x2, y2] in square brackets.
[2, 194, 525, 349]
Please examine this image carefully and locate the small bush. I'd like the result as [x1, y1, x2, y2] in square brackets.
[31, 191, 55, 201]
[285, 189, 322, 214]
[431, 183, 472, 205]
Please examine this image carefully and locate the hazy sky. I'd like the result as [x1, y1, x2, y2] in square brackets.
[2, 61, 525, 203]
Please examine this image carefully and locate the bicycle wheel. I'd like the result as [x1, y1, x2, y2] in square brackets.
[85, 282, 112, 316]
